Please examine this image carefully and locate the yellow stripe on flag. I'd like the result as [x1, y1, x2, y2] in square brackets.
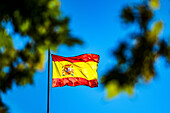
[52, 61, 98, 80]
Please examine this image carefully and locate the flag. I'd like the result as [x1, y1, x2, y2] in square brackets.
[51, 54, 99, 88]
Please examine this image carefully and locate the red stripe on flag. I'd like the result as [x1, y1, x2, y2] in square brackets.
[52, 77, 98, 88]
[51, 54, 99, 63]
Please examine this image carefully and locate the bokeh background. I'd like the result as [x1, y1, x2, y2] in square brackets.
[1, 0, 170, 113]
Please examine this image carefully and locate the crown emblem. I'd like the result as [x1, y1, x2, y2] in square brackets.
[62, 64, 74, 76]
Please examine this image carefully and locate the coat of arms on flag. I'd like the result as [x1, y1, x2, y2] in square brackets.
[51, 54, 99, 88]
[62, 64, 74, 76]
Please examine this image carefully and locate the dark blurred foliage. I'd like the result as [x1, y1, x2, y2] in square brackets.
[0, 0, 82, 112]
[102, 0, 170, 98]
[0, 97, 8, 113]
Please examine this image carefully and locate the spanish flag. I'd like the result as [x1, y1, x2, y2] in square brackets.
[51, 54, 99, 88]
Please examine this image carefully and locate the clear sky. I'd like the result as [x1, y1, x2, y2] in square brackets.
[2, 0, 170, 113]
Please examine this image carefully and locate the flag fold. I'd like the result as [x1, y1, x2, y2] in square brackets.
[52, 54, 99, 88]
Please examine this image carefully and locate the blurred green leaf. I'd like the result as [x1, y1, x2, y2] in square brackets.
[152, 21, 163, 36]
[149, 0, 160, 10]
[147, 21, 163, 43]
[19, 20, 30, 32]
[0, 30, 13, 49]
[105, 80, 120, 98]
[125, 85, 134, 95]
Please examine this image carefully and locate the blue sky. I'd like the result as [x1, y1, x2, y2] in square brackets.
[2, 0, 170, 113]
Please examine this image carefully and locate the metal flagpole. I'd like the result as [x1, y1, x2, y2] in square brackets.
[47, 49, 50, 113]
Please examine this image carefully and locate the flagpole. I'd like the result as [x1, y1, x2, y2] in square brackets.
[47, 48, 50, 113]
